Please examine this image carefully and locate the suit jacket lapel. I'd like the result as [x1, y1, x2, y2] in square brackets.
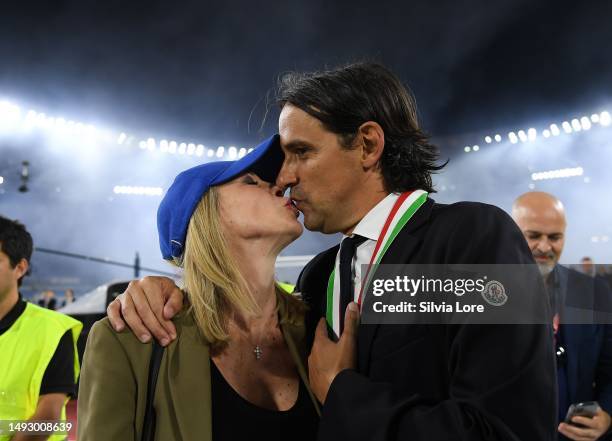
[358, 198, 434, 375]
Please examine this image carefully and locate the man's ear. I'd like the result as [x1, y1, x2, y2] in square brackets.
[14, 258, 28, 280]
[357, 121, 384, 169]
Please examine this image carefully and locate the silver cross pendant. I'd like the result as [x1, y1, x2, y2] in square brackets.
[253, 345, 263, 360]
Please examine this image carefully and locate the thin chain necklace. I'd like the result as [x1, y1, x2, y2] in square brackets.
[229, 311, 278, 361]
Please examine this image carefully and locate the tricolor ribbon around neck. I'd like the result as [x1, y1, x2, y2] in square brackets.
[326, 189, 428, 338]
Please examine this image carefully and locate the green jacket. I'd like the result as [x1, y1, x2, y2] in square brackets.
[77, 311, 320, 441]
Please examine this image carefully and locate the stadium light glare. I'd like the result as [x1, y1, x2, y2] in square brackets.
[494, 134, 502, 142]
[509, 132, 518, 144]
[543, 129, 551, 138]
[472, 145, 480, 151]
[562, 121, 572, 133]
[207, 149, 214, 158]
[518, 130, 527, 142]
[238, 147, 247, 158]
[216, 146, 225, 158]
[550, 124, 560, 136]
[571, 118, 582, 132]
[601, 111, 611, 126]
[484, 136, 492, 144]
[531, 166, 584, 181]
[580, 116, 592, 131]
[464, 146, 471, 153]
[113, 185, 163, 196]
[196, 144, 204, 156]
[527, 128, 537, 141]
[228, 146, 238, 159]
[591, 113, 600, 123]
[178, 143, 187, 155]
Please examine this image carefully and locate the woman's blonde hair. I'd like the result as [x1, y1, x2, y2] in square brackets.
[176, 187, 305, 346]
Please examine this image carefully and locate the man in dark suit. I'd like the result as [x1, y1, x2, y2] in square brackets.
[108, 62, 556, 440]
[513, 191, 612, 441]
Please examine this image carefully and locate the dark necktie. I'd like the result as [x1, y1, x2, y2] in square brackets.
[339, 235, 367, 335]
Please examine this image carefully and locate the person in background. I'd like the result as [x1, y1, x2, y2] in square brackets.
[38, 290, 57, 311]
[0, 216, 82, 441]
[581, 257, 596, 277]
[61, 289, 75, 307]
[512, 192, 612, 441]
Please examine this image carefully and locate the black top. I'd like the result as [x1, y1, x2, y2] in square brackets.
[0, 296, 76, 396]
[210, 361, 318, 441]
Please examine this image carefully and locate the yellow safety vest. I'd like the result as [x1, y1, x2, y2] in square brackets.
[0, 302, 82, 441]
[277, 281, 295, 294]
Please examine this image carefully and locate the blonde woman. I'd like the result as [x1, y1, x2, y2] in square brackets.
[77, 135, 320, 440]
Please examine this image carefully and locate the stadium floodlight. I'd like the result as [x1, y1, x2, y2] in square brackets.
[531, 166, 584, 181]
[117, 133, 127, 144]
[591, 113, 600, 123]
[580, 116, 592, 131]
[238, 147, 247, 158]
[228, 146, 238, 159]
[472, 145, 480, 151]
[494, 134, 502, 142]
[113, 185, 163, 196]
[196, 144, 204, 156]
[518, 130, 527, 142]
[484, 136, 492, 144]
[159, 139, 169, 152]
[509, 132, 518, 144]
[550, 124, 560, 136]
[207, 149, 214, 158]
[464, 146, 471, 153]
[147, 138, 156, 151]
[527, 128, 537, 141]
[187, 143, 196, 155]
[601, 111, 611, 127]
[168, 141, 177, 154]
[216, 146, 225, 158]
[0, 176, 3, 185]
[562, 121, 572, 133]
[543, 129, 551, 138]
[178, 143, 187, 155]
[571, 119, 582, 132]
[247, 148, 254, 153]
[138, 140, 147, 149]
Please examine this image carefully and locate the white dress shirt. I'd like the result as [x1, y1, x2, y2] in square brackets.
[334, 192, 401, 303]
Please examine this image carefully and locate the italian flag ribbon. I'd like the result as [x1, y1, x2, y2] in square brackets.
[326, 190, 429, 338]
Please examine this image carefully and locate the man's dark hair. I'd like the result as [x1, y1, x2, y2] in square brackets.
[277, 62, 445, 193]
[0, 216, 33, 285]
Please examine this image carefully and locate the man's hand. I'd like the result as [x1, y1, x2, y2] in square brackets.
[106, 276, 183, 346]
[308, 302, 359, 403]
[558, 407, 612, 441]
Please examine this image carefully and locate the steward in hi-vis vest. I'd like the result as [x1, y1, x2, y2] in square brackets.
[0, 216, 82, 441]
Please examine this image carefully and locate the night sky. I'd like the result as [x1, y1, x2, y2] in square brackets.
[1, 0, 610, 145]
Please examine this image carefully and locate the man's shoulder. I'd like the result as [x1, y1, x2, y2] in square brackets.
[431, 200, 513, 226]
[305, 244, 340, 273]
[23, 302, 82, 330]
